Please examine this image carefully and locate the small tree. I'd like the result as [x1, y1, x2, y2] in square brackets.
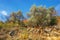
[27, 5, 57, 27]
[9, 11, 25, 27]
[9, 12, 16, 23]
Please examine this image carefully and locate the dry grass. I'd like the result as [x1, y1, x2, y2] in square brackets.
[0, 25, 60, 40]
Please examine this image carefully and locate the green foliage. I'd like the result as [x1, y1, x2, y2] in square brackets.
[9, 12, 16, 22]
[27, 5, 57, 27]
[0, 21, 4, 29]
[0, 5, 57, 28]
[16, 10, 24, 20]
[50, 17, 57, 26]
[9, 11, 25, 27]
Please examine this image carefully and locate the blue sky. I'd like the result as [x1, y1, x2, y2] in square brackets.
[0, 0, 60, 21]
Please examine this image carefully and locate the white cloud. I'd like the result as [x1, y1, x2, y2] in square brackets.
[0, 11, 8, 16]
[0, 11, 8, 22]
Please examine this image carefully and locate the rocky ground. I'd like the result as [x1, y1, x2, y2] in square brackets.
[0, 25, 60, 40]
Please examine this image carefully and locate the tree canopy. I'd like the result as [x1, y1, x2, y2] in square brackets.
[27, 5, 57, 27]
[0, 5, 57, 28]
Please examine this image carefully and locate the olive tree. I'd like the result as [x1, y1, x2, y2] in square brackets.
[27, 5, 57, 27]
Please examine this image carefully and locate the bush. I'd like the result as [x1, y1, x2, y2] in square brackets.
[50, 17, 57, 26]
